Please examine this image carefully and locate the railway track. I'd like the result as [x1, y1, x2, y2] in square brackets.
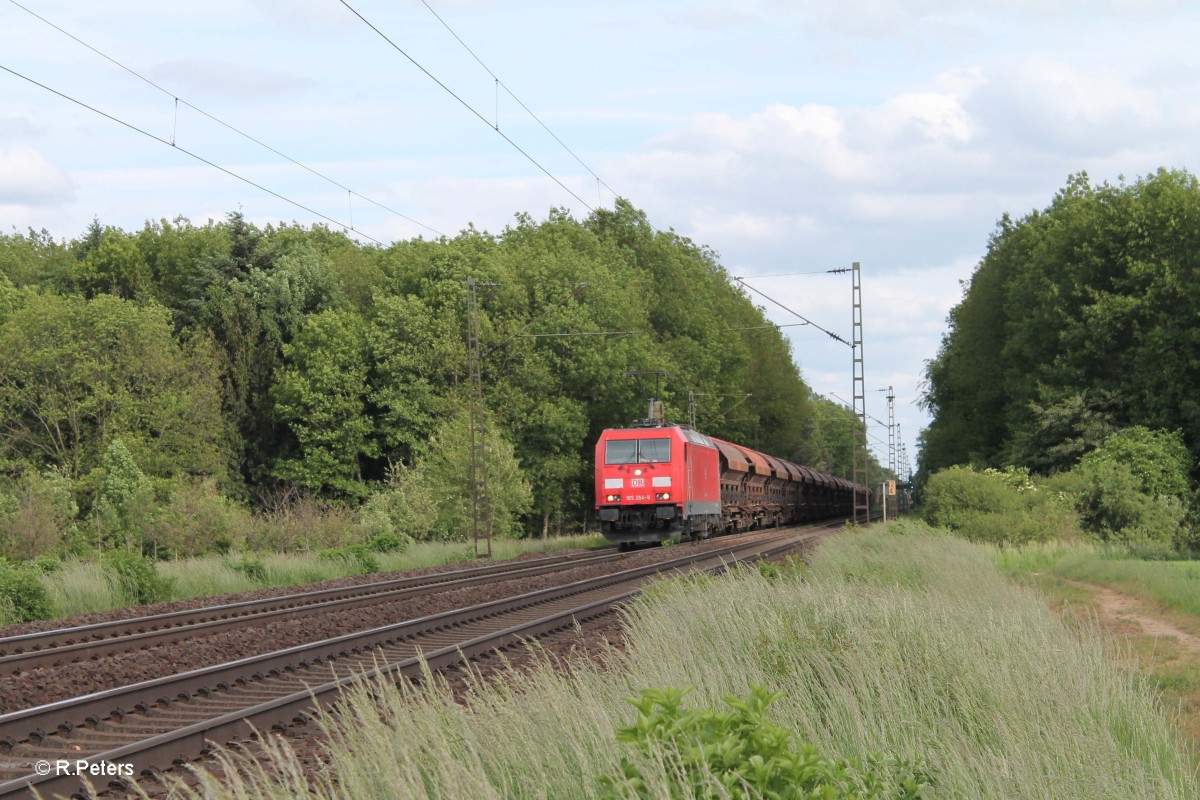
[0, 523, 834, 799]
[0, 547, 620, 674]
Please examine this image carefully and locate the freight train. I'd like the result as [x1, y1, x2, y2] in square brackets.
[594, 421, 861, 547]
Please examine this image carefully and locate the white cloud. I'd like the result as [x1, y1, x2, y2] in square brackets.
[969, 58, 1163, 155]
[0, 146, 74, 206]
[689, 210, 817, 242]
[0, 117, 46, 139]
[245, 0, 361, 34]
[678, 3, 758, 30]
[776, 0, 1183, 36]
[876, 92, 974, 143]
[145, 60, 318, 102]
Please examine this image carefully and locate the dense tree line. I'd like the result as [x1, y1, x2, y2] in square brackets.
[921, 169, 1200, 480]
[0, 202, 874, 557]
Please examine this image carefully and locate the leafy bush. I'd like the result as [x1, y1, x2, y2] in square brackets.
[102, 549, 173, 605]
[0, 558, 52, 623]
[1078, 427, 1192, 500]
[355, 490, 412, 553]
[0, 468, 78, 560]
[245, 495, 358, 553]
[757, 560, 783, 580]
[94, 439, 155, 553]
[29, 555, 63, 574]
[921, 466, 1078, 545]
[1075, 460, 1186, 549]
[149, 478, 251, 558]
[318, 543, 381, 575]
[383, 416, 533, 542]
[230, 556, 268, 584]
[921, 466, 1017, 528]
[364, 531, 408, 553]
[601, 684, 930, 799]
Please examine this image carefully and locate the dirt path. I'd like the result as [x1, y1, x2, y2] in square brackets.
[1060, 577, 1200, 656]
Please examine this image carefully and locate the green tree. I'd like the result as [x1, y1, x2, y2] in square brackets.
[73, 227, 151, 299]
[272, 309, 376, 497]
[798, 394, 881, 479]
[0, 228, 75, 292]
[0, 293, 230, 486]
[0, 468, 77, 560]
[368, 292, 461, 467]
[133, 215, 230, 323]
[921, 169, 1200, 479]
[95, 438, 155, 552]
[1077, 426, 1192, 500]
[387, 413, 532, 541]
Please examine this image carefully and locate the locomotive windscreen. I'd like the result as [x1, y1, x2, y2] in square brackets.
[604, 438, 672, 464]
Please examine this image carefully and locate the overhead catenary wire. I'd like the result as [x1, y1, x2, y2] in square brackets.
[735, 268, 851, 278]
[518, 330, 636, 338]
[5, 0, 444, 239]
[828, 391, 891, 430]
[484, 282, 590, 356]
[338, 0, 596, 214]
[731, 276, 850, 346]
[723, 322, 810, 332]
[0, 63, 386, 246]
[417, 0, 622, 200]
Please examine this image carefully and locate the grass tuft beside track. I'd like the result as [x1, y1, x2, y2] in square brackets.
[177, 521, 1199, 800]
[29, 535, 607, 622]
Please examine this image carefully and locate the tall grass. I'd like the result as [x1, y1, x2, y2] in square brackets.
[176, 521, 1198, 799]
[28, 534, 605, 622]
[42, 560, 123, 617]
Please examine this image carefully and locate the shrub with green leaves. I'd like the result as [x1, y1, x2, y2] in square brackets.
[920, 466, 1078, 545]
[230, 556, 268, 584]
[355, 489, 413, 553]
[382, 416, 532, 542]
[1071, 428, 1195, 551]
[0, 468, 77, 560]
[1075, 460, 1186, 552]
[102, 549, 173, 605]
[318, 543, 381, 575]
[149, 478, 251, 558]
[0, 558, 52, 623]
[601, 685, 930, 800]
[95, 438, 155, 552]
[1078, 427, 1192, 500]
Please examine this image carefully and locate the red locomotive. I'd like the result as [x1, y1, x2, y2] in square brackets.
[595, 422, 857, 547]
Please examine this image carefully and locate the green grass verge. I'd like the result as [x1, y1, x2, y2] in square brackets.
[998, 541, 1200, 620]
[178, 520, 1198, 799]
[30, 535, 606, 622]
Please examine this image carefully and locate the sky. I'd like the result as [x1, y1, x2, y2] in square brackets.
[2, 0, 1199, 475]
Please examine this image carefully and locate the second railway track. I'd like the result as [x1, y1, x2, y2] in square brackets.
[0, 523, 835, 799]
[0, 546, 621, 673]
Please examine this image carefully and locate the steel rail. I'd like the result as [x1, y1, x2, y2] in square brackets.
[0, 524, 832, 799]
[0, 548, 621, 672]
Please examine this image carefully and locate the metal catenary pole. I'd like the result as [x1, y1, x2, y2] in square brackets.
[850, 262, 869, 525]
[466, 277, 493, 559]
[886, 385, 896, 519]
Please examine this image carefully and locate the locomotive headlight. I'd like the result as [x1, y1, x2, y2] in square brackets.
[655, 492, 671, 501]
[634, 468, 643, 476]
[606, 494, 621, 502]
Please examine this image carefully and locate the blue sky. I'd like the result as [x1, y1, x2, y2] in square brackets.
[3, 0, 1199, 473]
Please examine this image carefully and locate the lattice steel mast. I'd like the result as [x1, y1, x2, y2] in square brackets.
[467, 277, 493, 559]
[851, 262, 870, 524]
[885, 385, 895, 520]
